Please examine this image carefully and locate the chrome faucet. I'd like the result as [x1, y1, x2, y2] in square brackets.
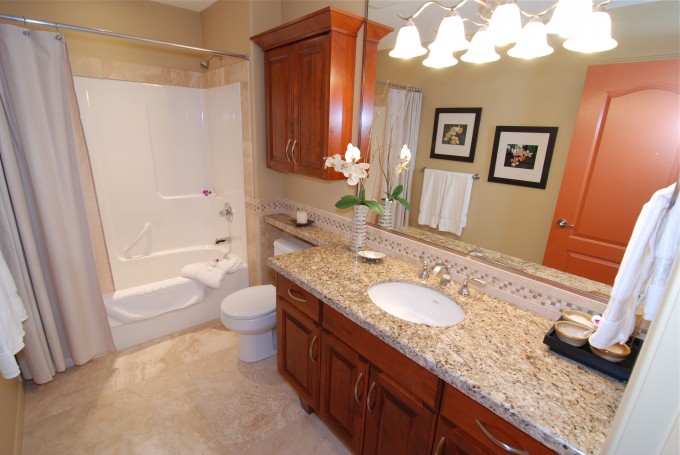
[459, 276, 486, 296]
[419, 258, 429, 280]
[430, 263, 452, 288]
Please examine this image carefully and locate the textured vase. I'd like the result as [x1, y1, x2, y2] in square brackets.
[349, 205, 369, 253]
[378, 198, 394, 229]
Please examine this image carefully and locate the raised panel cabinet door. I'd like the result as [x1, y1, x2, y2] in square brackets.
[277, 298, 320, 412]
[432, 416, 491, 455]
[264, 45, 293, 173]
[291, 34, 330, 178]
[363, 368, 436, 455]
[319, 332, 369, 453]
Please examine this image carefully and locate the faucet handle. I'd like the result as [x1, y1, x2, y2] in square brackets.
[419, 257, 429, 279]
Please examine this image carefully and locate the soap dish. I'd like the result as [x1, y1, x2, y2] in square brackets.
[296, 219, 314, 227]
[358, 250, 386, 263]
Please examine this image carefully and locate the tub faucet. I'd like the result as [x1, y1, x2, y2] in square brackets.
[215, 236, 231, 245]
[430, 263, 452, 288]
[459, 276, 486, 297]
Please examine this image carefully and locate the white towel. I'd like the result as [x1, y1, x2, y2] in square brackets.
[438, 172, 474, 236]
[0, 250, 27, 379]
[418, 169, 448, 228]
[590, 183, 680, 349]
[180, 255, 244, 289]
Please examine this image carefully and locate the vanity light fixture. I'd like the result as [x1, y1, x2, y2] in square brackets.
[389, 0, 617, 67]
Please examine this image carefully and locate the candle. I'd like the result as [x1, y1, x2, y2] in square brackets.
[296, 210, 308, 224]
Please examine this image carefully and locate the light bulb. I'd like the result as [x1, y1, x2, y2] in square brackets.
[429, 12, 469, 53]
[563, 9, 618, 53]
[389, 20, 427, 59]
[546, 0, 592, 38]
[461, 27, 500, 64]
[508, 19, 554, 59]
[423, 48, 458, 68]
[488, 2, 522, 46]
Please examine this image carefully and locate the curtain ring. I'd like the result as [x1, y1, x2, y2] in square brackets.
[22, 17, 30, 36]
[55, 23, 63, 41]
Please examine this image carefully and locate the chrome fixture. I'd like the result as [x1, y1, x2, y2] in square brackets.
[219, 202, 233, 221]
[459, 276, 487, 297]
[419, 257, 430, 279]
[215, 236, 231, 245]
[389, 0, 617, 69]
[200, 54, 222, 69]
[430, 263, 452, 288]
[556, 218, 576, 229]
[467, 249, 484, 257]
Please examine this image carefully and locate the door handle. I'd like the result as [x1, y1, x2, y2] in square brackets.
[284, 139, 292, 162]
[309, 336, 318, 364]
[476, 419, 529, 455]
[556, 218, 575, 229]
[366, 382, 377, 413]
[353, 372, 364, 404]
[290, 140, 297, 164]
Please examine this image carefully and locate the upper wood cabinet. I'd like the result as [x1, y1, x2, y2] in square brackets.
[251, 7, 364, 180]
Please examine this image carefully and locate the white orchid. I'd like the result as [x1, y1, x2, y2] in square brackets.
[399, 144, 411, 161]
[344, 143, 361, 163]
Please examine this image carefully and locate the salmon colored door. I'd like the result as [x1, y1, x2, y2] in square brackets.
[543, 59, 680, 285]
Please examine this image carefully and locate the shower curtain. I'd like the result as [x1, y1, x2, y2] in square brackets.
[0, 24, 114, 384]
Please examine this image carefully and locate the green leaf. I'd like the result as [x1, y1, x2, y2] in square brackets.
[394, 196, 411, 210]
[390, 184, 404, 198]
[363, 200, 385, 216]
[335, 195, 361, 209]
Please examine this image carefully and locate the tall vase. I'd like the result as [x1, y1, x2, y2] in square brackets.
[349, 204, 369, 253]
[378, 198, 393, 229]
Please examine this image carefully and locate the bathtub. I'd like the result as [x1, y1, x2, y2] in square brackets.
[105, 246, 249, 351]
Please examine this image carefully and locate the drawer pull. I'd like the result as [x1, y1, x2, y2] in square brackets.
[353, 372, 364, 404]
[291, 139, 297, 164]
[287, 288, 307, 303]
[367, 382, 377, 413]
[309, 336, 318, 364]
[433, 436, 445, 455]
[476, 419, 529, 455]
[284, 139, 292, 162]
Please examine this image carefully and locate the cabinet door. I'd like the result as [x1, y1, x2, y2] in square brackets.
[291, 34, 330, 178]
[277, 298, 320, 412]
[432, 416, 491, 455]
[363, 368, 436, 455]
[264, 45, 293, 173]
[320, 332, 369, 453]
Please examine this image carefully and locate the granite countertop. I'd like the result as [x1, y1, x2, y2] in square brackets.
[267, 245, 625, 455]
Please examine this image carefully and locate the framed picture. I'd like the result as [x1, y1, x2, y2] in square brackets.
[488, 126, 558, 189]
[430, 108, 482, 162]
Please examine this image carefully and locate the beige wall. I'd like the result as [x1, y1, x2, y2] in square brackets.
[376, 1, 680, 263]
[0, 376, 23, 455]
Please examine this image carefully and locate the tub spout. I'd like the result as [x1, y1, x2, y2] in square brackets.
[215, 237, 231, 245]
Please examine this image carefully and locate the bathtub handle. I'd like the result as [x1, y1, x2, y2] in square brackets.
[309, 336, 318, 364]
[287, 289, 307, 304]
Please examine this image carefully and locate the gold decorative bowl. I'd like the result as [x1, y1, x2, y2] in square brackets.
[554, 321, 594, 347]
[561, 310, 598, 330]
[589, 341, 631, 363]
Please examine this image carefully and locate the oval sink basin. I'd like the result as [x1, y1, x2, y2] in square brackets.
[367, 282, 464, 327]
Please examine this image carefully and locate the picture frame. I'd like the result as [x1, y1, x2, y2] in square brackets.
[430, 108, 482, 162]
[488, 126, 558, 189]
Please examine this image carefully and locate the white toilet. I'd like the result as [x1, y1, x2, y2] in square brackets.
[220, 237, 311, 362]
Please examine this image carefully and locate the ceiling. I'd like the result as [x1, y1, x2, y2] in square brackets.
[152, 0, 217, 12]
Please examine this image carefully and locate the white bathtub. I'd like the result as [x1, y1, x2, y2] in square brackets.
[105, 246, 249, 351]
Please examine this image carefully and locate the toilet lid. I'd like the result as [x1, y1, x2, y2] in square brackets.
[221, 284, 276, 320]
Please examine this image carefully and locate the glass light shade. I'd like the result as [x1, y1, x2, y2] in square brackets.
[423, 48, 458, 68]
[563, 10, 618, 53]
[488, 2, 522, 46]
[389, 20, 427, 59]
[428, 13, 470, 53]
[461, 28, 500, 64]
[508, 20, 554, 59]
[545, 0, 592, 38]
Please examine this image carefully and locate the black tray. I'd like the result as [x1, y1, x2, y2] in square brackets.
[543, 325, 643, 381]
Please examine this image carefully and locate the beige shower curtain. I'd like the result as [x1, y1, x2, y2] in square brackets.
[0, 24, 114, 384]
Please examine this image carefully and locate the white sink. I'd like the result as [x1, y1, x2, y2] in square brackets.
[367, 282, 464, 327]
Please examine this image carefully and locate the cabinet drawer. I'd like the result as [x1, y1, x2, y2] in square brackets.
[441, 386, 556, 455]
[276, 274, 321, 323]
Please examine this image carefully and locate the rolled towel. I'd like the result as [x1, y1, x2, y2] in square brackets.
[181, 255, 244, 289]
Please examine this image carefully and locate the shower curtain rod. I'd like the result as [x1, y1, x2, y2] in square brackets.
[0, 13, 249, 61]
[376, 80, 421, 93]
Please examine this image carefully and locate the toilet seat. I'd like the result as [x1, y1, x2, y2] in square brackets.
[221, 284, 275, 320]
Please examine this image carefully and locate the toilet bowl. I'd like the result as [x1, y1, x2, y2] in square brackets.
[220, 237, 311, 362]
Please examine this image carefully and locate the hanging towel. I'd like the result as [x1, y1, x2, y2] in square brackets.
[590, 183, 680, 349]
[438, 172, 474, 236]
[418, 169, 449, 228]
[0, 249, 27, 379]
[180, 255, 244, 289]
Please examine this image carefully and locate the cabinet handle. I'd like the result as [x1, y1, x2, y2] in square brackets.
[475, 419, 529, 455]
[287, 288, 306, 303]
[433, 436, 445, 455]
[284, 139, 292, 162]
[367, 381, 377, 413]
[309, 336, 318, 364]
[290, 140, 297, 164]
[353, 372, 364, 404]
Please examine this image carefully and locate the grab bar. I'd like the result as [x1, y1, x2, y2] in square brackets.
[122, 222, 151, 259]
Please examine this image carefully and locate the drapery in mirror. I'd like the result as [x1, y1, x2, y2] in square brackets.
[0, 24, 114, 384]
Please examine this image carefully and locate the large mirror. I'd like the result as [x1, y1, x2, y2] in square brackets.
[363, 0, 679, 295]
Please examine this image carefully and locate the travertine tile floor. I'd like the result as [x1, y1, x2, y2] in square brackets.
[22, 320, 350, 455]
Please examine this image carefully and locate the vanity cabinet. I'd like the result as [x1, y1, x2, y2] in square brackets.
[251, 7, 364, 180]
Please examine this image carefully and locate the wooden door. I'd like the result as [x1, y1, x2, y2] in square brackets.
[432, 416, 491, 455]
[292, 34, 330, 178]
[276, 299, 320, 412]
[362, 368, 436, 455]
[264, 46, 293, 173]
[543, 59, 680, 284]
[319, 332, 369, 453]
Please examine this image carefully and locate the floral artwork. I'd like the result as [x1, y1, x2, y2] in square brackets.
[504, 144, 538, 169]
[442, 124, 467, 146]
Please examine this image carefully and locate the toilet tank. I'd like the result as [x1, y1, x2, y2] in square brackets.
[273, 238, 312, 256]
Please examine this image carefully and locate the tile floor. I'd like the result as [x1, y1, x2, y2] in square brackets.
[22, 320, 350, 454]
